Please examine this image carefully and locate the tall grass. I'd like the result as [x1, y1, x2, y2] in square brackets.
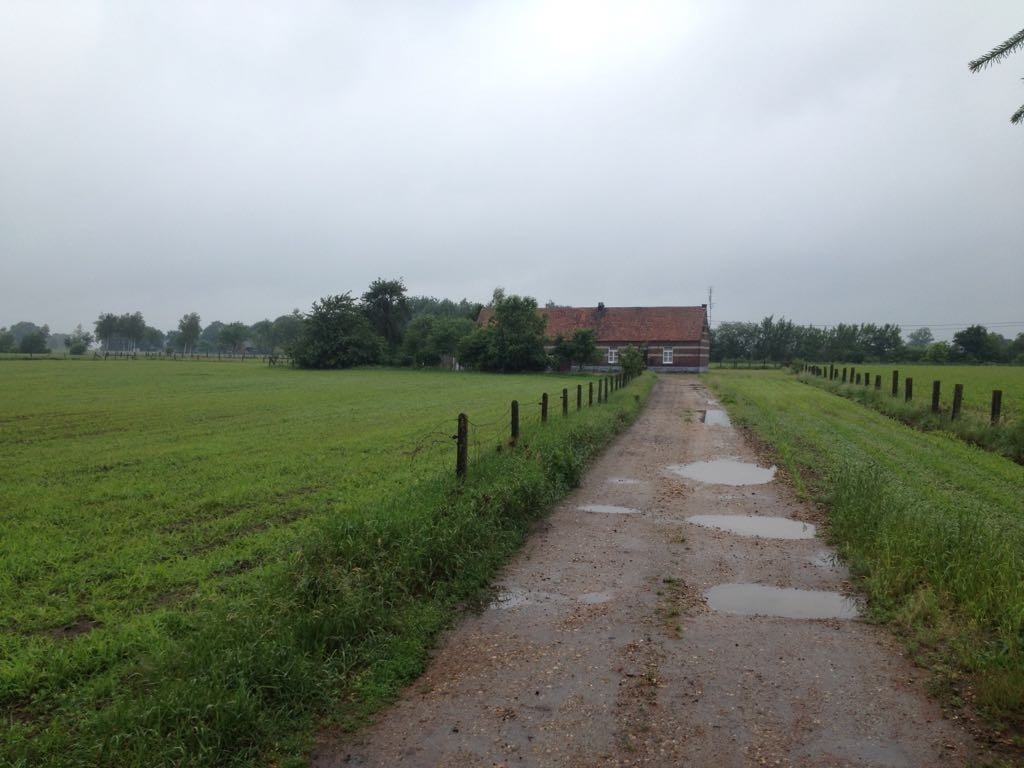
[1, 363, 651, 766]
[707, 370, 1024, 731]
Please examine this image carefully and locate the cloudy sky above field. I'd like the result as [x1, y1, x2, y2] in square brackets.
[2, 0, 1022, 338]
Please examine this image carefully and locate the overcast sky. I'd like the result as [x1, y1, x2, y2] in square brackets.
[2, 1, 1021, 339]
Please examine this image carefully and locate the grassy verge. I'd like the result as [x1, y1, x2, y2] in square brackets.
[1, 363, 651, 767]
[706, 370, 1024, 745]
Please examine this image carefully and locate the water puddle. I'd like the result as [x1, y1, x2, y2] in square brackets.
[809, 550, 849, 574]
[492, 589, 613, 609]
[606, 477, 641, 486]
[492, 588, 566, 610]
[687, 515, 815, 539]
[578, 504, 639, 515]
[702, 409, 732, 426]
[667, 459, 776, 486]
[705, 583, 859, 619]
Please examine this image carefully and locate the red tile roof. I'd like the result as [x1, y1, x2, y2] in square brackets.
[476, 305, 708, 343]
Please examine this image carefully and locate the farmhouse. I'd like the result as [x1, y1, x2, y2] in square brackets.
[478, 303, 710, 373]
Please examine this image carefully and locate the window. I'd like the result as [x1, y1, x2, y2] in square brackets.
[662, 347, 674, 364]
[607, 348, 618, 364]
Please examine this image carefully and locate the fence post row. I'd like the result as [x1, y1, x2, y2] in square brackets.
[874, 375, 881, 390]
[589, 381, 594, 406]
[577, 384, 582, 411]
[891, 370, 899, 397]
[931, 381, 941, 414]
[905, 377, 913, 402]
[541, 392, 548, 422]
[511, 400, 519, 444]
[562, 388, 568, 417]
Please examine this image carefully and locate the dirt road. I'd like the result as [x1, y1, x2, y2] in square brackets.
[312, 376, 984, 767]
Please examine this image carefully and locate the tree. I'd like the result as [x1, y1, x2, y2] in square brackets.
[178, 313, 201, 355]
[249, 320, 275, 353]
[0, 328, 14, 353]
[969, 27, 1024, 124]
[219, 322, 249, 354]
[18, 325, 50, 354]
[362, 278, 411, 354]
[271, 311, 305, 352]
[140, 326, 164, 352]
[457, 293, 548, 372]
[64, 324, 93, 355]
[952, 324, 995, 362]
[619, 345, 644, 377]
[290, 294, 383, 369]
[198, 321, 224, 353]
[94, 313, 118, 351]
[569, 328, 597, 370]
[906, 327, 934, 348]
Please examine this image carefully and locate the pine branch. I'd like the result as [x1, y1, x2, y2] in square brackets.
[968, 27, 1024, 72]
[1012, 103, 1024, 125]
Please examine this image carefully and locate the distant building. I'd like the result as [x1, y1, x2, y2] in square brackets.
[476, 303, 710, 373]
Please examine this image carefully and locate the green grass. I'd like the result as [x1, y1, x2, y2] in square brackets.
[0, 360, 650, 766]
[802, 364, 1024, 462]
[706, 370, 1024, 736]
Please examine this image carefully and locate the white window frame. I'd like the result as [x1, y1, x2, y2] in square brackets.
[607, 347, 618, 364]
[662, 347, 674, 365]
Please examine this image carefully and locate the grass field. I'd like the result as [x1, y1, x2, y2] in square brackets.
[706, 369, 1024, 742]
[802, 363, 1024, 462]
[0, 360, 650, 766]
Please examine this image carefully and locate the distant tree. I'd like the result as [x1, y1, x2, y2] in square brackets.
[569, 328, 597, 370]
[178, 313, 201, 355]
[619, 345, 644, 377]
[64, 324, 93, 355]
[9, 321, 46, 345]
[219, 322, 249, 354]
[122, 312, 146, 352]
[923, 341, 951, 363]
[94, 313, 118, 351]
[271, 310, 304, 352]
[362, 277, 411, 354]
[249, 319, 274, 353]
[0, 328, 14, 353]
[140, 325, 164, 352]
[290, 294, 383, 369]
[906, 327, 934, 348]
[407, 296, 481, 321]
[550, 334, 573, 370]
[430, 317, 475, 362]
[457, 292, 547, 372]
[952, 324, 995, 362]
[197, 321, 224, 353]
[969, 27, 1024, 124]
[18, 325, 50, 354]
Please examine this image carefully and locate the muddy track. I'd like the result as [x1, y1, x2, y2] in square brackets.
[312, 376, 985, 767]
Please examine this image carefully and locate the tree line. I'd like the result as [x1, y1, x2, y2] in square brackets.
[711, 317, 1024, 365]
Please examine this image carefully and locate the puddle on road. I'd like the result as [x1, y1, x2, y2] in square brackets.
[606, 477, 641, 486]
[810, 550, 849, 574]
[492, 589, 613, 609]
[578, 504, 640, 515]
[705, 583, 859, 619]
[702, 409, 732, 427]
[667, 459, 776, 486]
[687, 515, 815, 539]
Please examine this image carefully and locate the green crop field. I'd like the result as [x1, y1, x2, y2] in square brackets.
[801, 364, 1024, 463]
[817, 363, 1024, 420]
[0, 360, 649, 767]
[707, 369, 1024, 741]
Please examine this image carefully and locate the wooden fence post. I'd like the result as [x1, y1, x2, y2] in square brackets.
[891, 370, 899, 397]
[541, 393, 548, 423]
[931, 381, 941, 414]
[577, 384, 582, 410]
[511, 400, 519, 444]
[951, 384, 963, 421]
[562, 388, 568, 416]
[589, 381, 594, 406]
[905, 377, 913, 402]
[456, 413, 468, 480]
[990, 390, 1002, 426]
[842, 367, 847, 383]
[850, 366, 856, 384]
[874, 375, 881, 390]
